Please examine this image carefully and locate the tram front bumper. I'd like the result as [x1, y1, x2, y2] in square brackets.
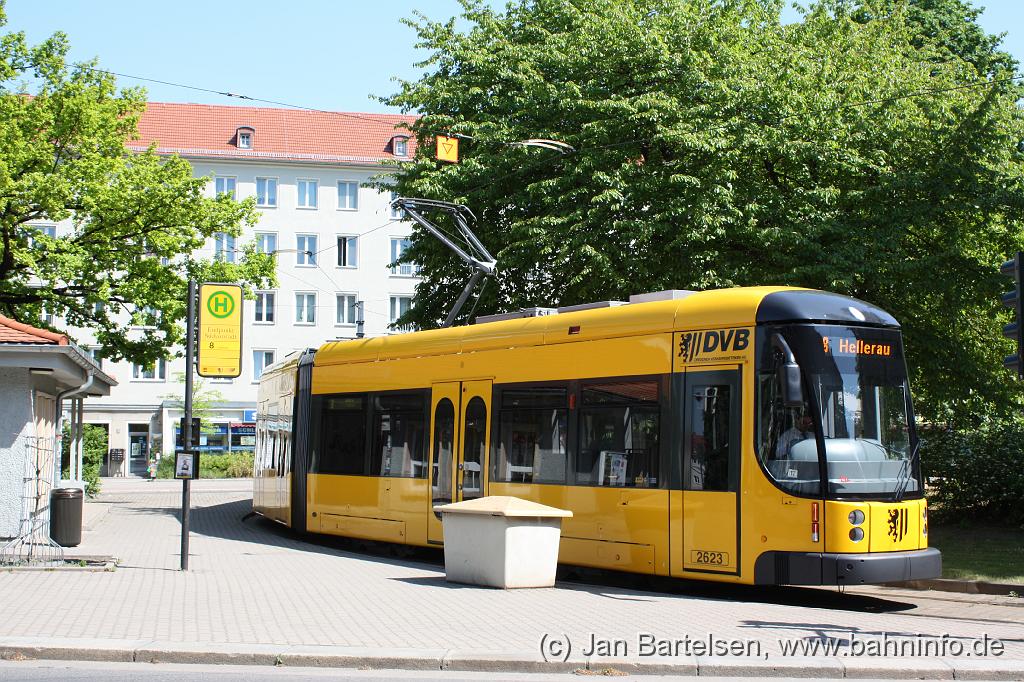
[754, 547, 941, 586]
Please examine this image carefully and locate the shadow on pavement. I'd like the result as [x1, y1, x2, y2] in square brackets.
[121, 498, 446, 572]
[124, 497, 920, 615]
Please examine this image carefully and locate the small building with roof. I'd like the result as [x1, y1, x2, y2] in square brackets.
[0, 316, 117, 539]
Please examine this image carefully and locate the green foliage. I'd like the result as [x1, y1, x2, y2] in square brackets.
[921, 419, 1024, 526]
[156, 452, 253, 479]
[161, 374, 226, 435]
[60, 423, 107, 496]
[156, 455, 175, 479]
[379, 0, 1024, 426]
[0, 5, 275, 366]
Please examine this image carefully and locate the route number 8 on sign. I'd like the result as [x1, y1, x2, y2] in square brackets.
[198, 283, 243, 378]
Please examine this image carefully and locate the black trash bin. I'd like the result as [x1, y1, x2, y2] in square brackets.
[50, 487, 83, 547]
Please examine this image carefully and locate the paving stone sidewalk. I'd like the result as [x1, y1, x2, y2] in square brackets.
[0, 478, 1021, 676]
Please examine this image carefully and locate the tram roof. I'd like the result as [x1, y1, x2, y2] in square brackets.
[313, 286, 898, 367]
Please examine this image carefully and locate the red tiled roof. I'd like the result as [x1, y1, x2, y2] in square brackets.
[0, 316, 69, 345]
[131, 102, 418, 165]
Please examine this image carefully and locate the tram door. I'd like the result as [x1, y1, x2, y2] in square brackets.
[427, 380, 492, 544]
[678, 368, 742, 576]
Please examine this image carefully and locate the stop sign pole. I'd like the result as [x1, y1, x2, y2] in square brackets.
[180, 279, 196, 571]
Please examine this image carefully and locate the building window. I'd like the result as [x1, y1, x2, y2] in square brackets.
[40, 304, 53, 326]
[255, 232, 277, 254]
[336, 294, 359, 325]
[238, 130, 252, 149]
[256, 177, 277, 207]
[390, 238, 418, 276]
[296, 234, 317, 266]
[93, 302, 105, 316]
[27, 224, 56, 248]
[389, 191, 402, 219]
[214, 176, 236, 199]
[389, 295, 413, 332]
[338, 181, 358, 210]
[295, 292, 316, 325]
[86, 346, 103, 369]
[132, 305, 160, 329]
[337, 236, 358, 268]
[254, 291, 275, 324]
[253, 350, 275, 381]
[214, 233, 236, 263]
[132, 359, 167, 381]
[393, 137, 408, 157]
[297, 179, 318, 209]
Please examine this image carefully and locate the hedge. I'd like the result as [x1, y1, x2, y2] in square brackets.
[921, 418, 1024, 527]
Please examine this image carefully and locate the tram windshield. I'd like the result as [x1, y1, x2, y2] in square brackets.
[757, 324, 920, 499]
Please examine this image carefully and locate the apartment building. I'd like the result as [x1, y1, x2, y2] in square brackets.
[30, 102, 420, 476]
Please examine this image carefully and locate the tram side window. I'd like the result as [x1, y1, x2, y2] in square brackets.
[432, 398, 455, 509]
[319, 395, 368, 475]
[276, 432, 284, 475]
[268, 430, 276, 473]
[757, 372, 820, 495]
[687, 384, 734, 491]
[370, 392, 428, 478]
[576, 380, 660, 487]
[494, 388, 568, 484]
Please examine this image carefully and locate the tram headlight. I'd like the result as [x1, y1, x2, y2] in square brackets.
[848, 509, 865, 526]
[849, 527, 865, 542]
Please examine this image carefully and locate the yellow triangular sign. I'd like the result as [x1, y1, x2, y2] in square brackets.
[436, 135, 459, 163]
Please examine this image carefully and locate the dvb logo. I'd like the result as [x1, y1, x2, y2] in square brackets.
[679, 328, 750, 362]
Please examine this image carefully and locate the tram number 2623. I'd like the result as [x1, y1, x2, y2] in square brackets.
[691, 550, 728, 566]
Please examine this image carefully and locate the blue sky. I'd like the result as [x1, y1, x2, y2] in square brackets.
[5, 1, 1022, 114]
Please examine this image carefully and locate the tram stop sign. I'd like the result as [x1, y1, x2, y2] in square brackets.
[198, 283, 243, 378]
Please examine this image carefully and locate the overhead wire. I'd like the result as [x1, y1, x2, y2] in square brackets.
[90, 66, 1024, 326]
[84, 68, 408, 128]
[446, 73, 1024, 199]
[87, 65, 1024, 203]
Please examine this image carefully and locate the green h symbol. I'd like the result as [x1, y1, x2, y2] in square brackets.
[207, 291, 235, 318]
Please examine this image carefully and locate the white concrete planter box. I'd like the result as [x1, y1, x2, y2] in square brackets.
[436, 496, 572, 589]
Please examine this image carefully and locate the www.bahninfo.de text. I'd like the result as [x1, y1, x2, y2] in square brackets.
[538, 632, 1006, 661]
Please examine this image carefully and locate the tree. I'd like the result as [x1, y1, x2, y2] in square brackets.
[380, 0, 1024, 424]
[0, 6, 274, 366]
[161, 373, 227, 453]
[853, 0, 1019, 80]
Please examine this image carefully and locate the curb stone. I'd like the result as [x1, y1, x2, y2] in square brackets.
[839, 657, 954, 679]
[946, 658, 1024, 681]
[441, 650, 583, 673]
[696, 655, 845, 678]
[890, 579, 1022, 596]
[134, 642, 281, 666]
[0, 638, 1021, 678]
[280, 646, 446, 670]
[583, 655, 698, 675]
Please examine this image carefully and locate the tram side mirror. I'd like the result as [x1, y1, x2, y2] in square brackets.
[771, 333, 805, 408]
[778, 362, 804, 408]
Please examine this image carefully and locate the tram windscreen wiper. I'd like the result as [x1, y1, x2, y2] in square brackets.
[893, 439, 920, 502]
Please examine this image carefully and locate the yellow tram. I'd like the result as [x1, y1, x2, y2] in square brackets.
[253, 287, 940, 585]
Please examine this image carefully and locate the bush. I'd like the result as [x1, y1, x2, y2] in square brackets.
[61, 423, 106, 497]
[156, 455, 175, 479]
[921, 418, 1024, 527]
[156, 451, 254, 479]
